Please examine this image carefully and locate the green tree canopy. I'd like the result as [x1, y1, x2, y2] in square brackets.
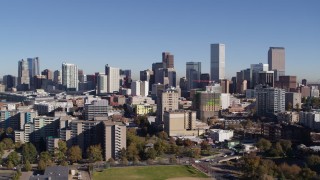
[7, 151, 20, 166]
[256, 138, 272, 152]
[68, 145, 82, 164]
[87, 145, 103, 163]
[22, 143, 37, 163]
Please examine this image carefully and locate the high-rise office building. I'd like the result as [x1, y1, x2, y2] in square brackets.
[186, 62, 201, 90]
[140, 69, 154, 91]
[97, 74, 108, 94]
[162, 52, 174, 68]
[210, 44, 225, 82]
[302, 79, 307, 86]
[220, 79, 230, 93]
[18, 59, 30, 90]
[78, 69, 85, 83]
[200, 73, 210, 89]
[268, 47, 285, 81]
[41, 69, 53, 80]
[259, 71, 275, 87]
[27, 57, 40, 78]
[62, 63, 78, 91]
[131, 81, 141, 96]
[250, 63, 269, 88]
[275, 76, 297, 92]
[53, 70, 62, 84]
[105, 64, 120, 93]
[3, 75, 17, 90]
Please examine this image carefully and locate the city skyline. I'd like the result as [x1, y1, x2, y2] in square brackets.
[0, 1, 319, 81]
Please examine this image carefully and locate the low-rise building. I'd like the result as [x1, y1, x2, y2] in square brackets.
[163, 110, 199, 137]
[277, 111, 299, 124]
[135, 104, 156, 115]
[209, 129, 234, 142]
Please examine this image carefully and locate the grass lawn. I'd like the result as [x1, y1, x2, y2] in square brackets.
[93, 165, 209, 180]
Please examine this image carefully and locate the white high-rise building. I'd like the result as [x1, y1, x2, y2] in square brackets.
[210, 44, 225, 82]
[97, 74, 108, 94]
[140, 81, 149, 97]
[62, 63, 78, 90]
[131, 81, 141, 96]
[105, 64, 120, 93]
[131, 80, 149, 97]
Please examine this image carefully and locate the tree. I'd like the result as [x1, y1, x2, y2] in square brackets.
[240, 154, 261, 178]
[154, 139, 168, 156]
[119, 148, 127, 161]
[175, 138, 184, 146]
[278, 163, 301, 180]
[0, 142, 4, 157]
[133, 156, 140, 165]
[24, 160, 32, 171]
[60, 160, 68, 166]
[7, 161, 14, 169]
[58, 140, 67, 154]
[87, 145, 103, 163]
[22, 143, 37, 163]
[157, 131, 168, 140]
[126, 143, 139, 161]
[256, 138, 272, 152]
[169, 156, 177, 164]
[39, 151, 53, 167]
[183, 139, 193, 147]
[307, 155, 320, 166]
[279, 139, 292, 155]
[7, 151, 20, 166]
[200, 140, 210, 150]
[145, 148, 157, 160]
[108, 158, 115, 166]
[38, 159, 46, 171]
[268, 142, 283, 157]
[68, 146, 82, 164]
[121, 158, 128, 166]
[6, 127, 13, 135]
[298, 168, 316, 179]
[2, 138, 14, 150]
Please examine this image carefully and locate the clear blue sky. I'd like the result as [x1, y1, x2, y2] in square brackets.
[0, 0, 319, 81]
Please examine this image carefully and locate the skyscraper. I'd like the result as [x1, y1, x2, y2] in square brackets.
[18, 59, 30, 90]
[186, 62, 201, 90]
[268, 47, 285, 81]
[210, 44, 225, 82]
[250, 63, 269, 88]
[97, 74, 108, 94]
[162, 52, 174, 69]
[41, 69, 53, 80]
[53, 70, 62, 84]
[62, 63, 78, 91]
[105, 64, 120, 93]
[27, 57, 40, 78]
